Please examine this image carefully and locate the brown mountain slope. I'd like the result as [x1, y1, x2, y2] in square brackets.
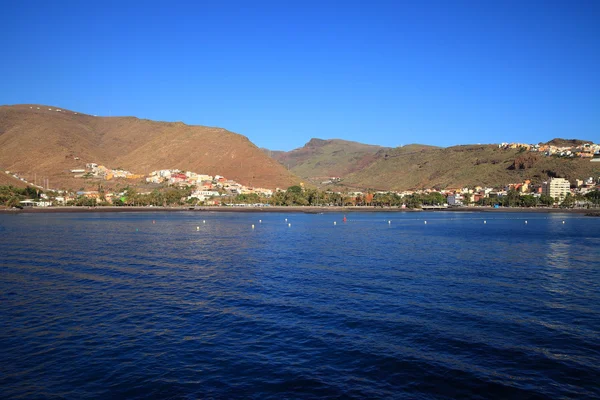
[0, 105, 300, 190]
[267, 138, 393, 183]
[341, 144, 600, 191]
[0, 171, 29, 188]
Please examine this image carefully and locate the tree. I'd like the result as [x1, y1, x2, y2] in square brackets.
[124, 187, 138, 206]
[521, 195, 537, 208]
[463, 192, 472, 206]
[560, 193, 575, 208]
[539, 194, 554, 206]
[286, 185, 303, 194]
[505, 189, 521, 207]
[585, 190, 600, 207]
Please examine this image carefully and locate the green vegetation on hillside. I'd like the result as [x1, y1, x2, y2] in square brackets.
[270, 138, 391, 183]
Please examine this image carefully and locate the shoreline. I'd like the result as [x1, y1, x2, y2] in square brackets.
[0, 206, 596, 214]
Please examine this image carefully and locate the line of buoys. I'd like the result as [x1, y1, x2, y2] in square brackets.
[180, 216, 573, 234]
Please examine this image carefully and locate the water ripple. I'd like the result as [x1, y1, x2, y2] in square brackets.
[1, 212, 599, 399]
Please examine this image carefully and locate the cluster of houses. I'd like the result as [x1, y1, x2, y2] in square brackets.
[320, 177, 342, 185]
[499, 142, 600, 159]
[70, 164, 144, 180]
[145, 169, 273, 202]
[339, 176, 599, 207]
[14, 174, 600, 208]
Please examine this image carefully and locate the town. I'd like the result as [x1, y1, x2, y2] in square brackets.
[498, 141, 600, 159]
[2, 163, 600, 209]
[3, 139, 600, 209]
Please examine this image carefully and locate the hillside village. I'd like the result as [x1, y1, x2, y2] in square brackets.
[499, 141, 600, 158]
[2, 133, 600, 209]
[3, 165, 599, 209]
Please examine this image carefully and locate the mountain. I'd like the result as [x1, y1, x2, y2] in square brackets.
[267, 138, 599, 191]
[266, 138, 395, 183]
[0, 171, 29, 188]
[0, 105, 300, 190]
[341, 144, 600, 191]
[266, 139, 443, 185]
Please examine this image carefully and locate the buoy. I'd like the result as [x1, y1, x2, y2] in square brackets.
[288, 223, 291, 227]
[252, 224, 255, 229]
[259, 220, 262, 223]
[484, 220, 486, 224]
[203, 220, 206, 224]
[334, 221, 337, 225]
[562, 221, 565, 224]
[525, 221, 528, 224]
[388, 220, 391, 224]
[285, 218, 288, 222]
[196, 226, 200, 231]
[424, 221, 427, 224]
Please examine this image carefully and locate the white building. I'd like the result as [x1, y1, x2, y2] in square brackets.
[447, 194, 463, 206]
[541, 178, 570, 201]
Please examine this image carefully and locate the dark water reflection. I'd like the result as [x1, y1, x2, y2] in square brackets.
[1, 212, 599, 399]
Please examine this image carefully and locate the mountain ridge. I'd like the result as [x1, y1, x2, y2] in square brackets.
[266, 138, 599, 191]
[0, 104, 300, 190]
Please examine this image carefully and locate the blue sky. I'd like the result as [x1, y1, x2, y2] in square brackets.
[1, 0, 598, 150]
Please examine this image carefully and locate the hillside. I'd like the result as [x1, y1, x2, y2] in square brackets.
[268, 138, 393, 183]
[0, 105, 300, 190]
[341, 144, 600, 191]
[0, 171, 29, 188]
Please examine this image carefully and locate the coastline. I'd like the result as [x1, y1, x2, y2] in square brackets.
[0, 206, 595, 214]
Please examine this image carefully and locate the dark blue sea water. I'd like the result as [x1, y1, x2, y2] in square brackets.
[1, 211, 599, 399]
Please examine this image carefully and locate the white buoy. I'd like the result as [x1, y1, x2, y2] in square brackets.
[285, 218, 288, 222]
[484, 220, 486, 224]
[196, 226, 200, 231]
[525, 221, 528, 224]
[252, 224, 255, 229]
[259, 220, 262, 223]
[334, 221, 337, 225]
[562, 221, 565, 224]
[288, 223, 291, 227]
[388, 220, 391, 224]
[424, 221, 427, 224]
[203, 220, 206, 224]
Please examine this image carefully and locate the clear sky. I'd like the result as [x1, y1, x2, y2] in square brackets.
[1, 0, 599, 150]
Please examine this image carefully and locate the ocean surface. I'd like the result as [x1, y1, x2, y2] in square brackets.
[1, 211, 599, 399]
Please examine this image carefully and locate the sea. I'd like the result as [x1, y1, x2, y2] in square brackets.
[1, 211, 599, 399]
